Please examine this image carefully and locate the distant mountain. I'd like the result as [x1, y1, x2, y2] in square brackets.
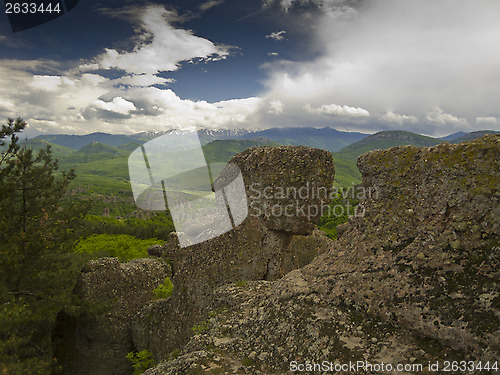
[76, 142, 125, 156]
[440, 131, 467, 141]
[202, 138, 280, 164]
[451, 130, 500, 144]
[198, 128, 252, 145]
[337, 130, 442, 158]
[35, 129, 254, 150]
[35, 132, 137, 150]
[117, 142, 143, 152]
[22, 139, 75, 158]
[238, 127, 368, 152]
[130, 128, 252, 146]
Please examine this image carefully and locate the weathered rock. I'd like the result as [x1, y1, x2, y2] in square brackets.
[217, 145, 335, 235]
[53, 257, 171, 375]
[132, 220, 335, 360]
[144, 135, 500, 374]
[147, 244, 164, 257]
[131, 146, 336, 360]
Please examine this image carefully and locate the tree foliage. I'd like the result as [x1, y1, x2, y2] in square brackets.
[75, 233, 163, 262]
[317, 191, 357, 240]
[0, 118, 90, 374]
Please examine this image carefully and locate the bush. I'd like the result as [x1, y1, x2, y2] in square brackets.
[83, 213, 175, 241]
[191, 320, 210, 335]
[153, 277, 173, 299]
[126, 350, 154, 375]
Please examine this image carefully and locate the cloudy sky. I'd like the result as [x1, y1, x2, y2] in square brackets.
[0, 0, 499, 137]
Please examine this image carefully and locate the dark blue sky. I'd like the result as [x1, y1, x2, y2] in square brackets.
[1, 0, 311, 101]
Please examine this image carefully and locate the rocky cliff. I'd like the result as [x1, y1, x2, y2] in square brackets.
[142, 135, 499, 374]
[53, 146, 336, 374]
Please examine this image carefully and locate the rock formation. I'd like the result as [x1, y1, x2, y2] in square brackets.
[52, 258, 171, 375]
[132, 146, 335, 359]
[143, 135, 500, 374]
[54, 146, 336, 374]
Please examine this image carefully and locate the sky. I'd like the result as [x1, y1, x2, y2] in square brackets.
[0, 0, 499, 137]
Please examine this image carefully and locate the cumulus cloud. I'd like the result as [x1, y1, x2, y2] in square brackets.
[266, 30, 286, 41]
[268, 100, 284, 114]
[306, 103, 369, 117]
[97, 6, 230, 75]
[111, 74, 174, 87]
[264, 0, 361, 19]
[382, 111, 418, 125]
[476, 117, 497, 126]
[92, 97, 137, 115]
[260, 0, 500, 135]
[425, 107, 468, 127]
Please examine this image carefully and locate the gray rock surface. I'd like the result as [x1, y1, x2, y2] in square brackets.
[132, 146, 336, 360]
[53, 257, 171, 375]
[54, 145, 336, 375]
[144, 135, 500, 374]
[217, 145, 335, 235]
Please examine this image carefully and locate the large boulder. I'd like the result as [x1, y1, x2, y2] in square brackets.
[53, 258, 171, 375]
[144, 135, 500, 374]
[217, 145, 335, 235]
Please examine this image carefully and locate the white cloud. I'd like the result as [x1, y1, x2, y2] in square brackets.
[199, 0, 224, 12]
[92, 97, 137, 115]
[306, 103, 369, 117]
[476, 117, 497, 127]
[268, 100, 284, 114]
[112, 74, 173, 87]
[30, 75, 63, 91]
[266, 30, 286, 41]
[425, 107, 468, 126]
[260, 0, 500, 135]
[97, 6, 230, 75]
[0, 57, 263, 134]
[81, 73, 107, 85]
[265, 0, 360, 19]
[382, 111, 418, 125]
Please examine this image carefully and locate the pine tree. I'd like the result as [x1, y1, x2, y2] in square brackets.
[0, 118, 90, 374]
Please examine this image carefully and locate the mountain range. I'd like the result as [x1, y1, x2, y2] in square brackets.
[28, 129, 500, 183]
[33, 127, 499, 154]
[18, 127, 498, 216]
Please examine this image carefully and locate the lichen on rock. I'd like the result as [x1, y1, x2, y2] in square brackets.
[143, 135, 499, 374]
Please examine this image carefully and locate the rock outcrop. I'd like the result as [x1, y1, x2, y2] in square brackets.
[144, 135, 500, 374]
[54, 146, 336, 374]
[53, 258, 171, 375]
[219, 145, 335, 235]
[132, 146, 335, 359]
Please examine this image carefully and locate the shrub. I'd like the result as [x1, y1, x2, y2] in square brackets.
[153, 277, 173, 299]
[191, 319, 210, 335]
[317, 191, 358, 240]
[126, 350, 154, 375]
